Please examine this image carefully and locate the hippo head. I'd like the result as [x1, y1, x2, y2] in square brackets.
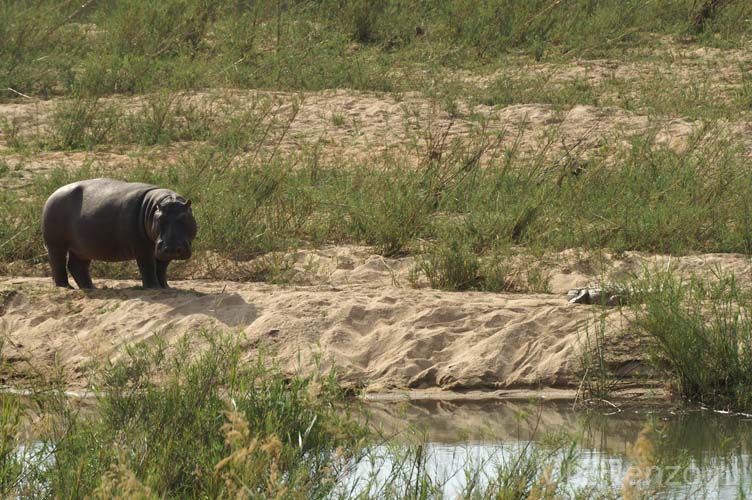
[152, 198, 197, 261]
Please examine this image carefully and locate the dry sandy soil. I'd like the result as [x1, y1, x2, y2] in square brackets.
[3, 244, 751, 397]
[2, 88, 749, 179]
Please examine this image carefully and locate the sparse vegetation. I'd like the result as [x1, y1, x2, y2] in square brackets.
[4, 122, 752, 279]
[577, 312, 625, 402]
[2, 1, 752, 278]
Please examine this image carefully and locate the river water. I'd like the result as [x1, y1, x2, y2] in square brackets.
[339, 398, 752, 499]
[10, 396, 752, 498]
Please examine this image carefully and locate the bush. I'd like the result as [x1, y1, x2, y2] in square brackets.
[633, 270, 752, 411]
[417, 237, 481, 291]
[41, 332, 366, 498]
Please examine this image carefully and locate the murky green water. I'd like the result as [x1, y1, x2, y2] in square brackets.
[344, 399, 752, 499]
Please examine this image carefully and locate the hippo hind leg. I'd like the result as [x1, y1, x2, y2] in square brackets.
[47, 247, 72, 288]
[67, 253, 94, 289]
[156, 260, 170, 288]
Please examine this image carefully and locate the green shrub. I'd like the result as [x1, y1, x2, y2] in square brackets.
[49, 97, 122, 150]
[346, 163, 434, 257]
[44, 332, 366, 498]
[633, 270, 752, 411]
[0, 394, 24, 497]
[0, 1, 85, 99]
[122, 92, 215, 146]
[417, 238, 481, 291]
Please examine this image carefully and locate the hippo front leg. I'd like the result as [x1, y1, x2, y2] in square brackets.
[136, 255, 161, 289]
[156, 260, 170, 288]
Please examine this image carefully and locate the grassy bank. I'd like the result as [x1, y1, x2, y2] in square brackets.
[2, 0, 751, 102]
[630, 270, 752, 412]
[1, 331, 728, 499]
[567, 267, 752, 413]
[2, 332, 367, 498]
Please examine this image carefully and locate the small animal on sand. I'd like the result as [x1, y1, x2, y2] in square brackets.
[42, 178, 197, 289]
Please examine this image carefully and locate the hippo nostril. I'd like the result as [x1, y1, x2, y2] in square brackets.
[157, 243, 190, 260]
[160, 246, 187, 260]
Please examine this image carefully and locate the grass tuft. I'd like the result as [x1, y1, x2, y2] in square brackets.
[34, 332, 366, 498]
[633, 269, 752, 411]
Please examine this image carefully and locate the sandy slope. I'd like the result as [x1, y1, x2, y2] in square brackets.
[0, 276, 604, 392]
[4, 245, 748, 395]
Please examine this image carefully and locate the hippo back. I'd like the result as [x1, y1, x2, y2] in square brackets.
[42, 178, 160, 262]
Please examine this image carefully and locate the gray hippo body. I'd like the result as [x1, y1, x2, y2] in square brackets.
[42, 178, 197, 289]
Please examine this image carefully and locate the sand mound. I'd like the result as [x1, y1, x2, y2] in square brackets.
[0, 276, 608, 392]
[3, 246, 749, 394]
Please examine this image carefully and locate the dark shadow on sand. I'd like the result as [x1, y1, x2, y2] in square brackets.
[80, 284, 258, 329]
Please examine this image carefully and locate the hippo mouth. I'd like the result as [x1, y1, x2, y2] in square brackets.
[156, 241, 192, 261]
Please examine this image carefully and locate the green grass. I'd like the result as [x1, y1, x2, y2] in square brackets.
[45, 92, 219, 150]
[632, 270, 752, 411]
[0, 393, 24, 496]
[3, 331, 697, 499]
[473, 61, 752, 120]
[49, 96, 122, 150]
[2, 0, 751, 102]
[0, 331, 594, 499]
[1, 332, 368, 498]
[3, 118, 752, 280]
[479, 73, 599, 109]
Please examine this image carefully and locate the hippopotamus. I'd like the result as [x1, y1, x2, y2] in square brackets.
[42, 178, 197, 289]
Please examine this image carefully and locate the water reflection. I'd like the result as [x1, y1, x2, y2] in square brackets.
[351, 399, 752, 499]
